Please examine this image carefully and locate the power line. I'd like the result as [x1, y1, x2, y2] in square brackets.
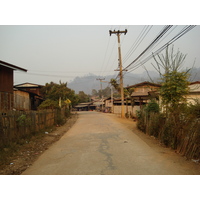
[123, 25, 153, 64]
[99, 34, 111, 76]
[125, 25, 196, 74]
[113, 25, 196, 82]
[124, 25, 173, 71]
[25, 70, 114, 74]
[15, 71, 75, 78]
[101, 37, 117, 76]
[114, 26, 154, 82]
[147, 25, 178, 54]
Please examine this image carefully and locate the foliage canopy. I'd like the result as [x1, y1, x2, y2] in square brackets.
[152, 46, 190, 108]
[39, 81, 79, 109]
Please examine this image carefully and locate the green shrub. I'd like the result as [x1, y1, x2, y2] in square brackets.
[65, 108, 71, 118]
[38, 99, 59, 110]
[136, 110, 146, 132]
[188, 100, 200, 118]
[145, 100, 159, 114]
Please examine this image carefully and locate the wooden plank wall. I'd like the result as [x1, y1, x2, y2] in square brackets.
[0, 92, 14, 111]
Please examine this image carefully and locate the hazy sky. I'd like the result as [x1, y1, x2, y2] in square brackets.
[0, 25, 200, 87]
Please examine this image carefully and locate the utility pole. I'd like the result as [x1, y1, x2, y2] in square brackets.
[96, 78, 105, 111]
[109, 29, 127, 118]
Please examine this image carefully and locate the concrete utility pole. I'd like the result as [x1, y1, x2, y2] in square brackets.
[109, 29, 127, 118]
[96, 78, 105, 111]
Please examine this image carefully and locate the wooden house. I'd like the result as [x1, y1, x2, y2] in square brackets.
[14, 82, 43, 96]
[13, 88, 30, 110]
[0, 60, 27, 111]
[126, 81, 161, 108]
[14, 83, 44, 110]
[100, 82, 162, 117]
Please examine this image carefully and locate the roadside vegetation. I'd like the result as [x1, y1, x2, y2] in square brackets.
[136, 46, 200, 160]
[0, 81, 79, 170]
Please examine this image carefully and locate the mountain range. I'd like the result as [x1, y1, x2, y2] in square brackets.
[68, 68, 200, 95]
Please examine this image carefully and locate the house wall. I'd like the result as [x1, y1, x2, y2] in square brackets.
[134, 85, 159, 93]
[0, 66, 14, 111]
[105, 99, 113, 107]
[14, 90, 30, 110]
[0, 66, 13, 93]
[186, 83, 200, 104]
[185, 93, 200, 104]
[113, 105, 140, 117]
[0, 92, 13, 111]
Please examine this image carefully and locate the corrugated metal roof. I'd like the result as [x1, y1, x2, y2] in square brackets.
[14, 82, 44, 88]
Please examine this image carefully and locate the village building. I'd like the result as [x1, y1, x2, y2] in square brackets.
[74, 102, 96, 111]
[104, 97, 113, 113]
[14, 82, 43, 96]
[186, 81, 200, 104]
[14, 83, 44, 110]
[103, 82, 161, 117]
[0, 60, 27, 112]
[126, 81, 161, 107]
[111, 82, 161, 117]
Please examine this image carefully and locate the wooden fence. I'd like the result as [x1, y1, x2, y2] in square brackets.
[141, 112, 200, 160]
[0, 108, 66, 148]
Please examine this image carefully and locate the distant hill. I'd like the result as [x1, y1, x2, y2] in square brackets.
[67, 71, 159, 94]
[68, 68, 200, 95]
[68, 74, 113, 95]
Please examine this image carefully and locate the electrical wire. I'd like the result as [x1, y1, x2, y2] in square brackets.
[125, 25, 196, 74]
[124, 25, 173, 71]
[112, 25, 196, 83]
[15, 71, 75, 78]
[99, 34, 111, 77]
[123, 25, 153, 64]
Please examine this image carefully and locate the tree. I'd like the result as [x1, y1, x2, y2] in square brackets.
[40, 81, 79, 109]
[38, 99, 59, 110]
[78, 91, 90, 103]
[92, 89, 98, 96]
[110, 78, 120, 93]
[160, 71, 189, 108]
[99, 87, 111, 98]
[152, 46, 190, 109]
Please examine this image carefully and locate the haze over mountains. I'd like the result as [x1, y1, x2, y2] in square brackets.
[68, 67, 200, 95]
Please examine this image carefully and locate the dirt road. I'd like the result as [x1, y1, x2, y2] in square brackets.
[22, 111, 200, 175]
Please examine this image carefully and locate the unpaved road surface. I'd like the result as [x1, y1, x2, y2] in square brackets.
[22, 111, 200, 175]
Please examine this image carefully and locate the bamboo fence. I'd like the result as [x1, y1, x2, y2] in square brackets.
[141, 112, 200, 160]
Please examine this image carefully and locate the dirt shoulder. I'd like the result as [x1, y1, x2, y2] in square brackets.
[0, 113, 78, 175]
[107, 113, 200, 174]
